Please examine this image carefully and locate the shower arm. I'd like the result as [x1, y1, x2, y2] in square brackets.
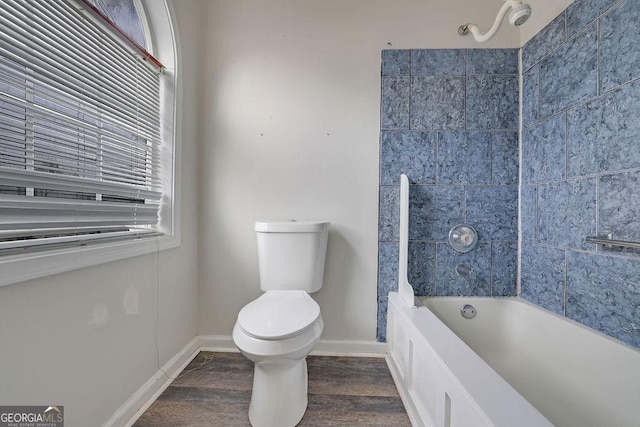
[460, 0, 518, 43]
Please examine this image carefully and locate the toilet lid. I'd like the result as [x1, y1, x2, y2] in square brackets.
[238, 290, 320, 340]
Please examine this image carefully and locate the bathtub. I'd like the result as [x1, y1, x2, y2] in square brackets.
[385, 292, 640, 427]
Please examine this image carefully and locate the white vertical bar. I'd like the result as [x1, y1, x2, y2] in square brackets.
[398, 174, 415, 307]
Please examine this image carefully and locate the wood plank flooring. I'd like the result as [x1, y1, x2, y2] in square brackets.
[134, 352, 411, 426]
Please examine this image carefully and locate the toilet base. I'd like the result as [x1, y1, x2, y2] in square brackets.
[248, 358, 308, 427]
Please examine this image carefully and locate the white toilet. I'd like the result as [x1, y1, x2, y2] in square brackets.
[232, 220, 330, 427]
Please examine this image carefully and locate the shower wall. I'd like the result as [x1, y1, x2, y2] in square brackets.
[378, 0, 640, 348]
[377, 49, 519, 341]
[520, 0, 640, 348]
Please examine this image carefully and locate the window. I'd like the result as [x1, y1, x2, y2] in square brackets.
[0, 0, 179, 285]
[88, 0, 148, 49]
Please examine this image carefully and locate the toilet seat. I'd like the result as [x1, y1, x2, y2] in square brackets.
[237, 290, 320, 340]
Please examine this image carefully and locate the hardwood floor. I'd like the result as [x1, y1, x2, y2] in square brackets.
[134, 352, 411, 426]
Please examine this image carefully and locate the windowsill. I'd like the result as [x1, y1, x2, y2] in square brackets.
[0, 234, 179, 288]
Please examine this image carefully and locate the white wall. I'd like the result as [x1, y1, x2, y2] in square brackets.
[197, 0, 522, 342]
[0, 1, 201, 425]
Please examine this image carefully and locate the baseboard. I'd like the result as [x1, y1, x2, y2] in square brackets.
[312, 339, 386, 357]
[198, 334, 239, 353]
[104, 336, 200, 427]
[198, 334, 385, 357]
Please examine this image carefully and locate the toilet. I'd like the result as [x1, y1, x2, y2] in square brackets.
[232, 220, 330, 427]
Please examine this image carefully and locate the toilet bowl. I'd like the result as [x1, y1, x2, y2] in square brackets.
[232, 221, 329, 427]
[233, 291, 323, 427]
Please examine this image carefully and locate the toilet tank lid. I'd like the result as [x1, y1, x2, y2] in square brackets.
[255, 221, 330, 233]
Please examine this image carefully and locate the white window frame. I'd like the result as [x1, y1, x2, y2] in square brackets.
[0, 0, 182, 287]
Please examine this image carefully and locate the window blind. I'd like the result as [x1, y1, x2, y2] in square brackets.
[0, 0, 163, 254]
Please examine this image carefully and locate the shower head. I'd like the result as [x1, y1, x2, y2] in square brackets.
[509, 2, 532, 26]
[458, 0, 533, 43]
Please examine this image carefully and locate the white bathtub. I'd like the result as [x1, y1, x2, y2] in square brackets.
[385, 292, 640, 427]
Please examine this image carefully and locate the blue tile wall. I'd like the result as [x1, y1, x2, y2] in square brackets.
[382, 50, 410, 76]
[567, 80, 640, 177]
[408, 241, 436, 296]
[378, 241, 398, 298]
[408, 185, 464, 241]
[520, 185, 537, 243]
[537, 179, 596, 250]
[378, 48, 519, 341]
[522, 12, 567, 71]
[466, 76, 519, 130]
[522, 113, 566, 183]
[410, 76, 465, 130]
[492, 132, 519, 185]
[466, 187, 518, 241]
[411, 49, 465, 76]
[522, 65, 539, 124]
[437, 131, 492, 185]
[599, 171, 640, 241]
[466, 49, 518, 75]
[436, 242, 492, 297]
[567, 251, 640, 347]
[379, 0, 640, 348]
[491, 242, 518, 297]
[599, 0, 640, 92]
[380, 131, 436, 185]
[378, 185, 399, 242]
[381, 77, 410, 129]
[521, 0, 640, 348]
[538, 24, 598, 119]
[520, 244, 566, 316]
[376, 297, 388, 342]
[567, 0, 625, 38]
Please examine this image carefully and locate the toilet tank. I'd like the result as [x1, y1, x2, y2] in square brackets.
[255, 221, 330, 293]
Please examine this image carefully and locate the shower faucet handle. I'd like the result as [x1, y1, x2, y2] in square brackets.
[449, 224, 478, 253]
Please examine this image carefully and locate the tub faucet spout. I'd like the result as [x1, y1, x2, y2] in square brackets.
[455, 263, 475, 280]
